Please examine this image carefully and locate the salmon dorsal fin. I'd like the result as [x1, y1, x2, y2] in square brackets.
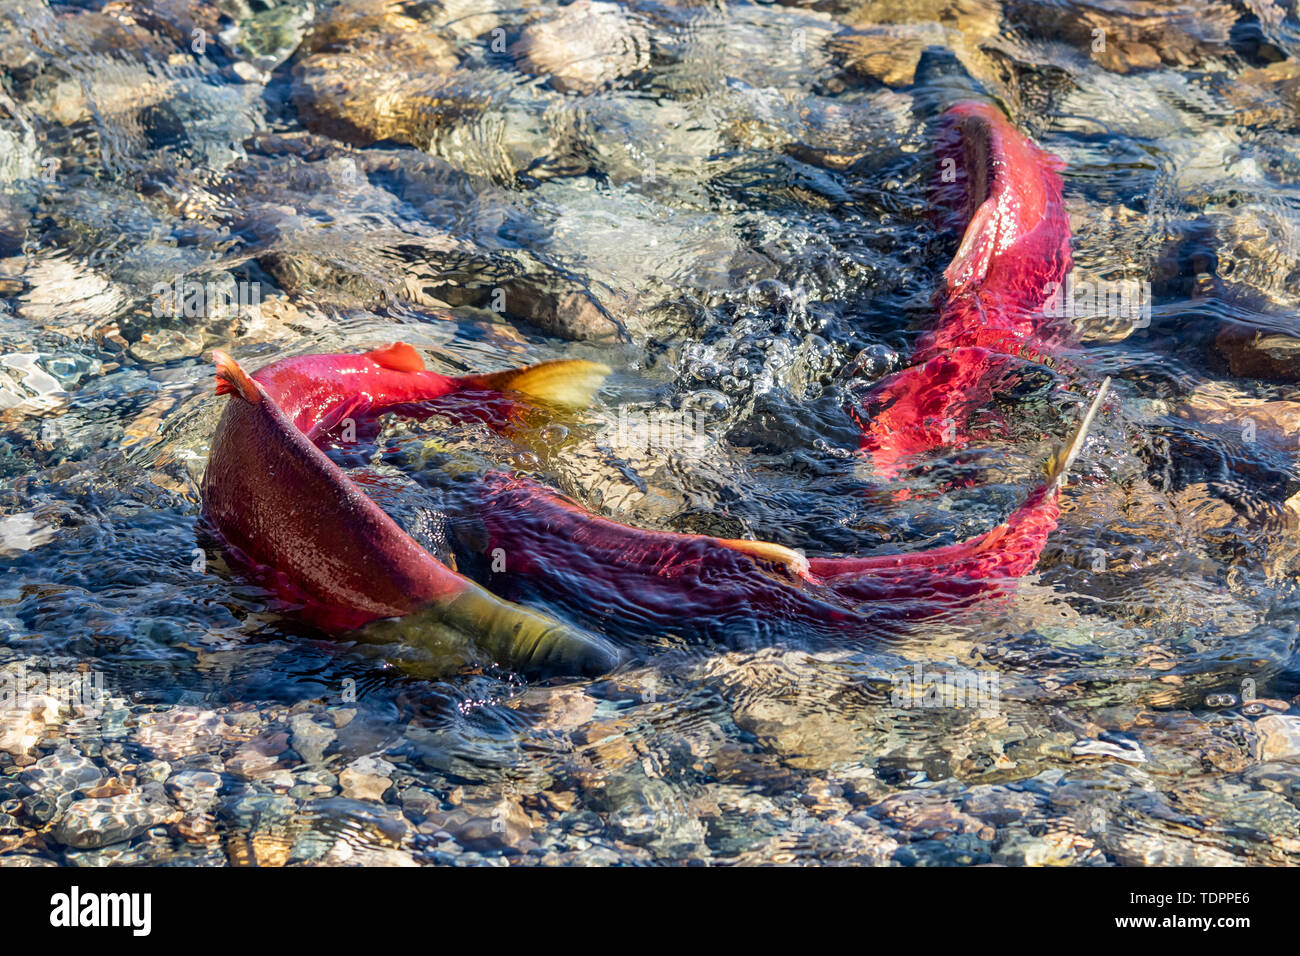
[213, 350, 261, 403]
[367, 342, 425, 372]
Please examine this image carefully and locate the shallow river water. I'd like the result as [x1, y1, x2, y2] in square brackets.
[5, 0, 1300, 866]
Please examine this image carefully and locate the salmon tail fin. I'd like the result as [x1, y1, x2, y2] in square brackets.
[463, 359, 611, 412]
[1045, 377, 1110, 490]
[213, 350, 261, 404]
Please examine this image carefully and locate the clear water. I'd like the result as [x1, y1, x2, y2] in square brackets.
[3, 0, 1300, 865]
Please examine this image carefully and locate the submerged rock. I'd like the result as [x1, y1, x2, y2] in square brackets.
[289, 712, 337, 766]
[52, 792, 176, 849]
[165, 769, 223, 812]
[291, 0, 468, 149]
[829, 24, 945, 88]
[1227, 60, 1300, 129]
[339, 755, 394, 801]
[505, 686, 599, 732]
[422, 794, 537, 853]
[1002, 0, 1239, 73]
[708, 649, 895, 772]
[1217, 322, 1300, 382]
[510, 1, 650, 94]
[598, 773, 708, 860]
[0, 709, 44, 757]
[1255, 715, 1300, 763]
[317, 839, 419, 866]
[133, 708, 227, 760]
[10, 257, 128, 331]
[1178, 383, 1300, 450]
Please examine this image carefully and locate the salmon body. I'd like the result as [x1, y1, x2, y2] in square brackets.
[202, 345, 468, 630]
[201, 344, 622, 676]
[857, 101, 1076, 477]
[478, 474, 1064, 639]
[200, 103, 1105, 672]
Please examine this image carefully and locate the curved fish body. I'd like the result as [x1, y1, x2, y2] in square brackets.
[199, 104, 1104, 672]
[203, 340, 1105, 667]
[478, 380, 1106, 638]
[858, 101, 1076, 477]
[201, 344, 621, 677]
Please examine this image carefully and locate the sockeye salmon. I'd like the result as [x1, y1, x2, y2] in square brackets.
[477, 379, 1107, 639]
[200, 103, 1109, 676]
[855, 100, 1078, 479]
[202, 342, 1107, 668]
[201, 343, 623, 677]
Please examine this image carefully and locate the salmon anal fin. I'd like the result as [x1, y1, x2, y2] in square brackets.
[718, 538, 811, 578]
[367, 342, 426, 372]
[213, 350, 261, 404]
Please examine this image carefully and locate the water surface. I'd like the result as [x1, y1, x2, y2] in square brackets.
[3, 0, 1300, 866]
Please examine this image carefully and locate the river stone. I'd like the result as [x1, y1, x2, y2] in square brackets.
[418, 264, 622, 341]
[16, 257, 128, 329]
[869, 789, 994, 841]
[318, 839, 419, 866]
[1217, 322, 1300, 382]
[994, 830, 1100, 866]
[291, 0, 464, 149]
[1255, 715, 1300, 762]
[436, 0, 500, 40]
[1228, 60, 1300, 128]
[0, 113, 38, 185]
[18, 750, 105, 795]
[225, 732, 289, 779]
[424, 796, 536, 852]
[0, 710, 43, 756]
[289, 712, 336, 765]
[16, 751, 105, 822]
[712, 650, 891, 771]
[601, 774, 707, 860]
[834, 0, 1000, 35]
[165, 769, 223, 812]
[1002, 0, 1238, 73]
[829, 24, 942, 88]
[339, 755, 393, 801]
[1105, 828, 1242, 866]
[133, 707, 227, 759]
[510, 1, 649, 94]
[505, 686, 599, 732]
[52, 793, 175, 849]
[1178, 384, 1300, 449]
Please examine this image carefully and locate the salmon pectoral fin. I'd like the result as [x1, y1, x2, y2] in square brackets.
[1045, 377, 1111, 490]
[464, 359, 612, 412]
[213, 350, 261, 403]
[366, 342, 426, 372]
